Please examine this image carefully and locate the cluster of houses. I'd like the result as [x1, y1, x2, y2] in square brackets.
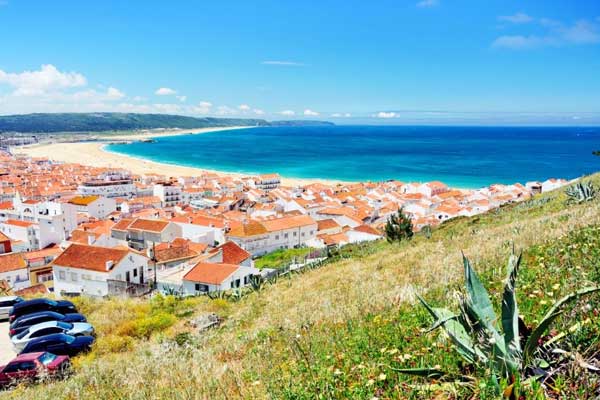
[0, 151, 569, 298]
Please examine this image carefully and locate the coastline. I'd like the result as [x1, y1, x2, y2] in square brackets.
[15, 127, 351, 187]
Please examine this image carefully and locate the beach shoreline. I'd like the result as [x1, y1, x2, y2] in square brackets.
[15, 127, 352, 187]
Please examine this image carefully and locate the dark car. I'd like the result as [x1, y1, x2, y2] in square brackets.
[9, 311, 87, 337]
[0, 352, 71, 389]
[20, 333, 94, 357]
[8, 298, 77, 323]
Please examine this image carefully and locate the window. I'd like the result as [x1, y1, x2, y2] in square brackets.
[310, 231, 314, 235]
[58, 270, 66, 280]
[293, 232, 297, 237]
[230, 279, 241, 289]
[70, 272, 78, 282]
[133, 269, 138, 278]
[194, 283, 209, 292]
[284, 233, 288, 239]
[275, 235, 279, 240]
[126, 271, 130, 282]
[301, 232, 305, 237]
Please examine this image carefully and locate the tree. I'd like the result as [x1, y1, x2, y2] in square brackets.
[384, 208, 413, 243]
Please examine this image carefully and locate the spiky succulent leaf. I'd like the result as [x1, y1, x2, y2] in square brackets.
[523, 286, 600, 362]
[463, 256, 506, 348]
[501, 252, 522, 357]
[417, 295, 487, 364]
[392, 368, 445, 379]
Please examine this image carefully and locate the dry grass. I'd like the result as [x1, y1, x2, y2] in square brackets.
[5, 176, 600, 399]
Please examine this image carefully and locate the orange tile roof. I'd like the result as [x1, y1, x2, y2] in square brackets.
[52, 244, 131, 273]
[68, 195, 100, 206]
[183, 262, 239, 284]
[0, 253, 27, 273]
[228, 220, 268, 237]
[0, 231, 10, 242]
[317, 219, 340, 231]
[129, 218, 170, 232]
[4, 219, 36, 228]
[261, 215, 316, 232]
[217, 241, 251, 265]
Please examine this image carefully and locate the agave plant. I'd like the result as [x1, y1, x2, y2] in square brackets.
[399, 251, 600, 390]
[565, 181, 596, 204]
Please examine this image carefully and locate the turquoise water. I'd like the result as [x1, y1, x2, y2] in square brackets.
[106, 125, 600, 188]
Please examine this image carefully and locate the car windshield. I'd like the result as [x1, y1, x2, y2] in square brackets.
[15, 328, 30, 339]
[37, 352, 57, 366]
[64, 335, 75, 344]
[57, 321, 73, 330]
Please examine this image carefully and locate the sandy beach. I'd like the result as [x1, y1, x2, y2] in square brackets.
[15, 127, 348, 187]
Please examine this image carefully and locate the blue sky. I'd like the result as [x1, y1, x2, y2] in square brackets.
[1, 0, 600, 124]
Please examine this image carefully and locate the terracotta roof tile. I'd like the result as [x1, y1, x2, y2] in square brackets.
[0, 253, 27, 273]
[52, 244, 132, 273]
[183, 262, 239, 284]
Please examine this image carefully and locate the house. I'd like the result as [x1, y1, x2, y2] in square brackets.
[152, 238, 207, 270]
[68, 195, 116, 219]
[227, 215, 318, 256]
[0, 231, 12, 254]
[215, 241, 253, 267]
[153, 182, 182, 207]
[253, 174, 281, 192]
[52, 243, 149, 297]
[182, 262, 256, 294]
[111, 218, 182, 250]
[78, 171, 137, 198]
[0, 253, 30, 290]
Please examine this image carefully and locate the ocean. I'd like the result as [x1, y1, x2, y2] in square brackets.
[106, 125, 600, 188]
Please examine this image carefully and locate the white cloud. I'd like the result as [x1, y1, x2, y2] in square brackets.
[176, 95, 187, 102]
[155, 87, 176, 95]
[106, 87, 125, 100]
[416, 0, 438, 8]
[238, 104, 251, 111]
[192, 101, 213, 114]
[261, 60, 305, 67]
[253, 109, 265, 116]
[561, 20, 600, 44]
[331, 113, 351, 118]
[215, 105, 236, 115]
[304, 109, 319, 116]
[132, 95, 147, 102]
[0, 64, 86, 96]
[498, 12, 533, 24]
[376, 112, 398, 118]
[279, 110, 295, 116]
[492, 17, 600, 49]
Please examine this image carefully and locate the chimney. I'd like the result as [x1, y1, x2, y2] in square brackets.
[105, 260, 114, 271]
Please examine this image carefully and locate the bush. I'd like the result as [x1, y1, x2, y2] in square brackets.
[94, 334, 135, 355]
[117, 312, 177, 339]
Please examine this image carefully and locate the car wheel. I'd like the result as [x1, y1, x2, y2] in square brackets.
[59, 361, 72, 379]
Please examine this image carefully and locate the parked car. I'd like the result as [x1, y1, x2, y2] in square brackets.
[0, 296, 23, 321]
[12, 321, 95, 352]
[8, 298, 76, 323]
[0, 352, 71, 389]
[9, 311, 87, 338]
[20, 333, 94, 357]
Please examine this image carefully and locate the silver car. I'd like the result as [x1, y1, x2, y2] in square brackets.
[11, 320, 95, 351]
[0, 296, 23, 320]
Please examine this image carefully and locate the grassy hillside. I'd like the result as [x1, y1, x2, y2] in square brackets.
[5, 175, 600, 399]
[0, 113, 335, 133]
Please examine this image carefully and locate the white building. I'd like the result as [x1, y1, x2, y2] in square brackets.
[227, 215, 318, 256]
[0, 195, 78, 250]
[78, 171, 137, 198]
[153, 183, 183, 207]
[253, 174, 281, 192]
[52, 243, 149, 297]
[0, 253, 30, 290]
[68, 196, 117, 220]
[182, 262, 256, 294]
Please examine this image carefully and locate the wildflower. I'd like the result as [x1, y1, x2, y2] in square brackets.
[334, 369, 343, 376]
[528, 294, 536, 298]
[546, 292, 554, 297]
[252, 381, 261, 386]
[540, 300, 547, 306]
[403, 354, 412, 360]
[552, 283, 560, 291]
[388, 348, 398, 355]
[367, 379, 375, 386]
[295, 334, 301, 339]
[378, 373, 387, 381]
[433, 364, 441, 370]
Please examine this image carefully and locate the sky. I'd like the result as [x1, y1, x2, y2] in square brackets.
[1, 0, 600, 125]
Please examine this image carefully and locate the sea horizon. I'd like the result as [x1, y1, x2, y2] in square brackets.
[105, 125, 600, 188]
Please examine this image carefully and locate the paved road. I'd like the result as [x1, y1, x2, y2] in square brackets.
[0, 321, 16, 365]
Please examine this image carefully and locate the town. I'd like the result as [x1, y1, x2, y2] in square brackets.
[0, 150, 568, 298]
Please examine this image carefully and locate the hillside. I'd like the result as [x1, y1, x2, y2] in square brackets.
[0, 113, 334, 133]
[5, 174, 600, 399]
